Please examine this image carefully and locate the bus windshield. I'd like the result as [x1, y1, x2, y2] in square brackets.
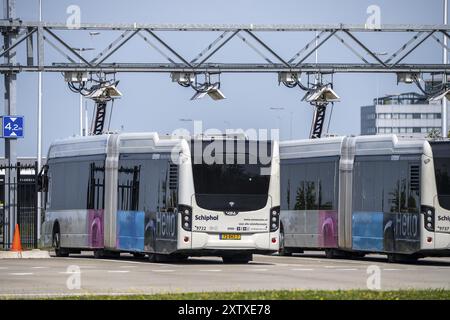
[431, 142, 450, 210]
[191, 140, 272, 211]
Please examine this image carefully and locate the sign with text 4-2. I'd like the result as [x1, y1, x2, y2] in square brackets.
[2, 116, 24, 138]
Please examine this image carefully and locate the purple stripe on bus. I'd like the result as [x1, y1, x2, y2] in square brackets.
[88, 209, 104, 248]
[319, 210, 338, 248]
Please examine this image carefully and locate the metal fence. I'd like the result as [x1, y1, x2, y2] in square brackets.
[0, 162, 38, 249]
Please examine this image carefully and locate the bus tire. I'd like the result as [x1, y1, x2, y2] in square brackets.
[324, 248, 338, 259]
[94, 249, 105, 259]
[222, 254, 252, 264]
[278, 227, 292, 256]
[133, 252, 146, 259]
[387, 253, 418, 264]
[53, 225, 69, 257]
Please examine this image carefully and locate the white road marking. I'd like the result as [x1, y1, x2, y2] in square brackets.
[119, 266, 137, 268]
[336, 268, 358, 271]
[31, 266, 48, 269]
[200, 269, 222, 272]
[58, 271, 81, 274]
[9, 273, 34, 276]
[250, 269, 268, 272]
[107, 270, 130, 273]
[383, 268, 400, 271]
[62, 257, 179, 267]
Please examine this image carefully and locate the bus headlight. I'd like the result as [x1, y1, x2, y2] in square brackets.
[270, 206, 280, 232]
[422, 206, 435, 232]
[179, 204, 192, 231]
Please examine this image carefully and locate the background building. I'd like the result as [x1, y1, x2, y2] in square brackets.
[360, 92, 449, 137]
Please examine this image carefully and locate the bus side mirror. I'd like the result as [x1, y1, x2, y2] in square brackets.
[37, 164, 49, 192]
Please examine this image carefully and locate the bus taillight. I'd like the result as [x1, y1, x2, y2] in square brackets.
[422, 206, 435, 232]
[179, 205, 192, 231]
[270, 206, 280, 232]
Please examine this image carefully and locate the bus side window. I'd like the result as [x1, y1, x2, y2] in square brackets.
[87, 162, 106, 210]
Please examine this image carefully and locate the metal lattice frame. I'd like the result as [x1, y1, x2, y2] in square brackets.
[1, 21, 450, 73]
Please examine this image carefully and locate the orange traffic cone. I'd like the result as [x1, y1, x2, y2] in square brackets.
[11, 224, 22, 252]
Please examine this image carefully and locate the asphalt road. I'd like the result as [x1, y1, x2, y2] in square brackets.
[0, 252, 449, 297]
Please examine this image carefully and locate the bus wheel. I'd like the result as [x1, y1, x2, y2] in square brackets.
[387, 253, 418, 264]
[278, 228, 292, 256]
[53, 229, 69, 257]
[133, 252, 146, 259]
[94, 249, 105, 259]
[222, 254, 252, 264]
[324, 249, 338, 259]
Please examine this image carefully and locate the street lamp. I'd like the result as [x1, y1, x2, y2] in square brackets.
[72, 47, 94, 136]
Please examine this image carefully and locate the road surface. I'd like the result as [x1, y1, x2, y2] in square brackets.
[0, 252, 449, 297]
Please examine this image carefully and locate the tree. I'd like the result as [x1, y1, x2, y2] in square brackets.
[426, 128, 441, 139]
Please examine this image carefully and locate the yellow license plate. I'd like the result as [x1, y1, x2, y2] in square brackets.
[219, 233, 241, 240]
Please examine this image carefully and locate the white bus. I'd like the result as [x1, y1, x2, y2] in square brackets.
[40, 132, 280, 263]
[279, 134, 450, 263]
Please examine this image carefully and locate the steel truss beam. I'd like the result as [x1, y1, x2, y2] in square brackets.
[1, 21, 450, 74]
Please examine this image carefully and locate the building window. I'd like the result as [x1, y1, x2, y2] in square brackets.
[413, 127, 421, 133]
[413, 113, 421, 119]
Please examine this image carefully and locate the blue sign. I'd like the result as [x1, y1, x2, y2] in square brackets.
[2, 116, 24, 138]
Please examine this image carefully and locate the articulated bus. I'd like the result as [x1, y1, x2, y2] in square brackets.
[279, 134, 450, 262]
[40, 132, 280, 263]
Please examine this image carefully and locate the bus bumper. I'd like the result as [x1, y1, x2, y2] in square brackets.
[190, 231, 279, 251]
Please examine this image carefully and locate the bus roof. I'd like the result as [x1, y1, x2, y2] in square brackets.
[47, 132, 187, 159]
[280, 134, 427, 159]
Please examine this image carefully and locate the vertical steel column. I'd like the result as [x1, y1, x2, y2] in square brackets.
[37, 0, 43, 241]
[3, 0, 17, 249]
[444, 0, 448, 138]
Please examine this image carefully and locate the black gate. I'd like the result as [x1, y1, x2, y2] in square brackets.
[0, 162, 38, 249]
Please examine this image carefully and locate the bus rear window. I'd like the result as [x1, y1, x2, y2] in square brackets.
[192, 163, 270, 211]
[190, 139, 272, 211]
[431, 142, 450, 210]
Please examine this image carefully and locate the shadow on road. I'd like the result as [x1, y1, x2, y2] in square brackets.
[54, 250, 450, 267]
[284, 252, 450, 267]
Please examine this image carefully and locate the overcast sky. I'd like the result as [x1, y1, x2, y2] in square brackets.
[0, 0, 446, 157]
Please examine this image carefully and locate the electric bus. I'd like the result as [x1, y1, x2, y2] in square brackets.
[279, 134, 450, 262]
[40, 132, 280, 263]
